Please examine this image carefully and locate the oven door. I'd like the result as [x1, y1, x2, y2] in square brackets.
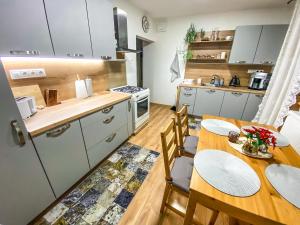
[136, 96, 149, 119]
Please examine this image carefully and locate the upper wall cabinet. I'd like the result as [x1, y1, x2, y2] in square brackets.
[86, 0, 116, 59]
[229, 25, 262, 64]
[44, 0, 92, 57]
[0, 0, 54, 56]
[253, 25, 288, 65]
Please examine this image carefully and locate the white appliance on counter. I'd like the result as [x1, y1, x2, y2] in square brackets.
[111, 86, 150, 133]
[15, 96, 37, 119]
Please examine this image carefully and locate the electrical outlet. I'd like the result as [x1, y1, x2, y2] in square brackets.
[247, 69, 264, 74]
[10, 69, 46, 80]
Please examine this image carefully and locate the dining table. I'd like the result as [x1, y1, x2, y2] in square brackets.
[183, 115, 300, 225]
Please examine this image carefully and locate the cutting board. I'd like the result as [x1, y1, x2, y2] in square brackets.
[11, 85, 46, 106]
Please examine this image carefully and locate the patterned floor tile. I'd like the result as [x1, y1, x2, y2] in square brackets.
[34, 142, 159, 225]
[43, 203, 69, 224]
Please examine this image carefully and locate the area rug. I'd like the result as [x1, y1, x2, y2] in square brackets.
[188, 117, 202, 130]
[36, 142, 159, 225]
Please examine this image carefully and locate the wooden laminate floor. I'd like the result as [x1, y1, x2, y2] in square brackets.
[119, 103, 235, 225]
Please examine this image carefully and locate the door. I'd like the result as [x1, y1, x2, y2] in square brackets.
[33, 121, 90, 197]
[220, 92, 249, 119]
[253, 25, 288, 65]
[44, 0, 92, 57]
[0, 0, 54, 56]
[241, 94, 264, 121]
[229, 25, 262, 64]
[0, 62, 55, 225]
[137, 97, 149, 119]
[86, 0, 116, 59]
[193, 89, 225, 117]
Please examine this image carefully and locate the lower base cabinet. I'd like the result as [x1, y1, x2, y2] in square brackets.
[241, 94, 263, 121]
[87, 124, 129, 168]
[220, 92, 249, 119]
[33, 120, 90, 197]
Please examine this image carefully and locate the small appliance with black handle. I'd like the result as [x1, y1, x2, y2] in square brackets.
[229, 75, 240, 87]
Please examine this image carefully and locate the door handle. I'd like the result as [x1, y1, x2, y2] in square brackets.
[184, 93, 192, 97]
[67, 53, 84, 57]
[103, 115, 115, 124]
[11, 120, 26, 146]
[10, 50, 40, 56]
[231, 92, 242, 96]
[46, 123, 71, 138]
[235, 60, 246, 64]
[206, 89, 216, 94]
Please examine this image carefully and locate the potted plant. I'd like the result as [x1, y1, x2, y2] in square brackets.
[242, 126, 276, 155]
[184, 23, 197, 44]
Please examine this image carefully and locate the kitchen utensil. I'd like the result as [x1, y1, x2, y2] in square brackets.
[44, 89, 60, 107]
[15, 96, 37, 119]
[248, 72, 271, 90]
[75, 80, 88, 99]
[225, 36, 233, 41]
[201, 119, 240, 136]
[85, 78, 93, 97]
[12, 85, 46, 107]
[229, 75, 240, 87]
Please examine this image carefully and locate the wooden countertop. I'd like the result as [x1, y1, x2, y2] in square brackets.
[179, 83, 266, 95]
[188, 115, 300, 225]
[25, 92, 131, 137]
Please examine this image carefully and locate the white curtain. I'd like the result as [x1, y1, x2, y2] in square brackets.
[253, 0, 300, 128]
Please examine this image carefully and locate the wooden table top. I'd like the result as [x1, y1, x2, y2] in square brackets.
[190, 115, 300, 225]
[24, 92, 131, 137]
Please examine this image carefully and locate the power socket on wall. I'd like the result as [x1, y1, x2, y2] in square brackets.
[247, 69, 264, 74]
[9, 69, 47, 80]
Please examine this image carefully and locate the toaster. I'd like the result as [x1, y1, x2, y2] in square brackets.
[15, 96, 37, 119]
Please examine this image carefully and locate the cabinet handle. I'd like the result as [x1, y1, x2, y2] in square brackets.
[128, 101, 131, 112]
[67, 53, 84, 57]
[261, 61, 273, 65]
[103, 115, 115, 124]
[255, 94, 263, 98]
[11, 120, 26, 146]
[10, 50, 40, 56]
[235, 60, 246, 64]
[206, 89, 216, 94]
[182, 103, 190, 107]
[102, 106, 114, 114]
[184, 88, 192, 91]
[184, 93, 192, 97]
[231, 92, 242, 96]
[46, 123, 71, 138]
[105, 133, 117, 143]
[101, 56, 112, 60]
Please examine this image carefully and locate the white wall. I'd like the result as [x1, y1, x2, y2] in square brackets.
[112, 0, 157, 86]
[143, 7, 293, 105]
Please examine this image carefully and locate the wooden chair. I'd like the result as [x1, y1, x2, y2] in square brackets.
[176, 105, 199, 157]
[160, 118, 219, 224]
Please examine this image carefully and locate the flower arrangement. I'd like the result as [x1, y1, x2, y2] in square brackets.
[242, 126, 276, 154]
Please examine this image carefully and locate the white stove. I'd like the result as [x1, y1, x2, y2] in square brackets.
[111, 86, 150, 133]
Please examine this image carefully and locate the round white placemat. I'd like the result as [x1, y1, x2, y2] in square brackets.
[241, 126, 289, 147]
[265, 164, 300, 208]
[201, 119, 240, 136]
[194, 150, 261, 197]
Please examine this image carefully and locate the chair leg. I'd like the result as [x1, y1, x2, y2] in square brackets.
[208, 210, 219, 225]
[160, 184, 171, 213]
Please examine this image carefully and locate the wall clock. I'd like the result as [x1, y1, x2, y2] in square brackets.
[142, 16, 150, 33]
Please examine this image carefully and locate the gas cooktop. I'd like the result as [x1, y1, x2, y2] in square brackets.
[112, 86, 147, 94]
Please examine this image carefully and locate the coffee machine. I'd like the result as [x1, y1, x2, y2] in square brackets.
[248, 72, 271, 90]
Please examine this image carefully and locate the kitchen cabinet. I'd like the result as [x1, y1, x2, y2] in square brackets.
[178, 87, 197, 115]
[33, 120, 90, 197]
[86, 0, 116, 59]
[220, 92, 249, 119]
[0, 63, 55, 225]
[0, 0, 54, 56]
[253, 25, 288, 65]
[241, 94, 263, 121]
[229, 25, 262, 64]
[193, 89, 225, 116]
[44, 0, 92, 57]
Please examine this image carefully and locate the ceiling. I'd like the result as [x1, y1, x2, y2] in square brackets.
[128, 0, 289, 18]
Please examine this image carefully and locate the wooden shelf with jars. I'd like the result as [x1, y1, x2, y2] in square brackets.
[188, 30, 235, 64]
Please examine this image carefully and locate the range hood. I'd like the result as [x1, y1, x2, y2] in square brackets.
[113, 7, 141, 53]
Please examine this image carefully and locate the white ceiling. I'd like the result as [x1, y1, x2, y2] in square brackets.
[128, 0, 288, 18]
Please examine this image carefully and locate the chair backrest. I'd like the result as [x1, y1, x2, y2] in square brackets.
[160, 118, 179, 181]
[176, 105, 190, 148]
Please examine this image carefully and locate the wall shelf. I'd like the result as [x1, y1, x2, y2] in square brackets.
[188, 59, 227, 64]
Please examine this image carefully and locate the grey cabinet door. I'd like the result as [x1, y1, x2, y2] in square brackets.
[193, 89, 225, 117]
[229, 25, 262, 64]
[220, 92, 249, 119]
[33, 121, 90, 197]
[0, 63, 55, 225]
[179, 87, 197, 115]
[242, 94, 264, 121]
[0, 0, 54, 56]
[44, 0, 92, 57]
[86, 0, 116, 59]
[253, 25, 288, 65]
